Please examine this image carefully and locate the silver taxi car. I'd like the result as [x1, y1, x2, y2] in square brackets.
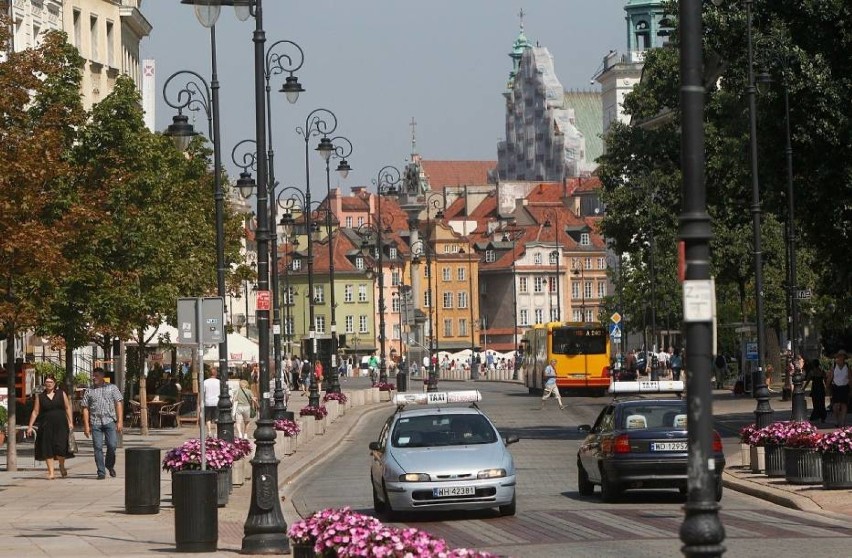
[368, 391, 519, 518]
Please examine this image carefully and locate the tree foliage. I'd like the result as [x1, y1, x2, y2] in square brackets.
[598, 0, 851, 350]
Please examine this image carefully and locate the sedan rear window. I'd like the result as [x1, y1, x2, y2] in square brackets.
[618, 403, 687, 430]
[392, 414, 498, 447]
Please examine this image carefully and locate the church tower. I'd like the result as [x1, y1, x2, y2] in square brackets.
[595, 0, 671, 134]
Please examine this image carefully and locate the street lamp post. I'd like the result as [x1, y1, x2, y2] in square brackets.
[423, 193, 444, 391]
[162, 53, 233, 442]
[501, 227, 524, 379]
[410, 238, 437, 392]
[542, 211, 562, 322]
[571, 259, 586, 322]
[177, 0, 288, 552]
[321, 134, 353, 394]
[678, 1, 725, 554]
[262, 38, 304, 420]
[460, 245, 477, 378]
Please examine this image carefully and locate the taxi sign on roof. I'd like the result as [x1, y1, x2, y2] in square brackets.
[608, 380, 685, 394]
[392, 390, 482, 406]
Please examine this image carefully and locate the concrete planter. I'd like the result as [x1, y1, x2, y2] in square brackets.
[315, 416, 326, 435]
[245, 446, 255, 480]
[749, 445, 765, 473]
[370, 387, 380, 403]
[274, 431, 286, 459]
[379, 390, 393, 402]
[326, 400, 340, 421]
[231, 460, 245, 486]
[740, 444, 750, 467]
[352, 390, 365, 407]
[282, 435, 295, 455]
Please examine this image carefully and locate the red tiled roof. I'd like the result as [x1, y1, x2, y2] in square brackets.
[421, 160, 495, 190]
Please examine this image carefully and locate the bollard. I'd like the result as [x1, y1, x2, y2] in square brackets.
[173, 470, 218, 553]
[125, 447, 161, 514]
[396, 371, 408, 392]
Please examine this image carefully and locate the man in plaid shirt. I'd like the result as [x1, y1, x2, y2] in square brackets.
[82, 368, 124, 479]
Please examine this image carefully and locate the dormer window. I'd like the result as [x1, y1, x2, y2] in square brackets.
[355, 256, 364, 270]
[389, 247, 398, 259]
[580, 233, 590, 246]
[534, 253, 542, 265]
[485, 249, 496, 263]
[292, 259, 302, 271]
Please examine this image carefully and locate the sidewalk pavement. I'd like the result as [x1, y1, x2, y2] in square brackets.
[0, 381, 848, 558]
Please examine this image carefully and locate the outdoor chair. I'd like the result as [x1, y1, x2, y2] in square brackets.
[128, 400, 142, 428]
[158, 401, 182, 428]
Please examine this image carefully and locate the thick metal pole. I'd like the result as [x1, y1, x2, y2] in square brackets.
[305, 149, 318, 409]
[242, 0, 289, 552]
[326, 161, 340, 393]
[745, 0, 773, 428]
[426, 234, 437, 392]
[211, 25, 234, 443]
[377, 189, 388, 383]
[266, 65, 287, 421]
[677, 1, 725, 555]
[468, 246, 475, 378]
[512, 240, 519, 380]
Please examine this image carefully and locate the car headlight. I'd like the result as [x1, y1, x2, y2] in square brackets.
[399, 473, 431, 482]
[477, 468, 507, 479]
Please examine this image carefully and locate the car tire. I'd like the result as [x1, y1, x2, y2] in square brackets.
[382, 483, 397, 521]
[577, 461, 595, 496]
[372, 480, 387, 514]
[600, 471, 620, 503]
[498, 492, 517, 516]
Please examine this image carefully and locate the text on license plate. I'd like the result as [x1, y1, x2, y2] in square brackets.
[433, 486, 476, 497]
[651, 442, 687, 451]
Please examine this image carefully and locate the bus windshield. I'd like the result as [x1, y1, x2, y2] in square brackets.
[552, 328, 607, 355]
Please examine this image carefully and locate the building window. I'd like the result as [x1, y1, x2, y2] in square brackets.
[459, 318, 467, 336]
[585, 257, 592, 270]
[358, 284, 368, 302]
[534, 308, 544, 324]
[457, 291, 468, 309]
[457, 266, 465, 281]
[443, 292, 453, 309]
[73, 10, 81, 48]
[534, 276, 545, 293]
[359, 315, 368, 333]
[598, 257, 606, 270]
[443, 319, 453, 337]
[392, 297, 400, 313]
[485, 250, 496, 263]
[572, 281, 580, 299]
[584, 281, 593, 299]
[424, 264, 431, 278]
[292, 259, 302, 271]
[344, 284, 353, 303]
[580, 233, 590, 246]
[534, 253, 542, 265]
[106, 21, 114, 67]
[520, 309, 529, 326]
[389, 247, 397, 259]
[90, 15, 99, 62]
[585, 309, 594, 322]
[345, 315, 354, 333]
[285, 317, 294, 335]
[519, 276, 528, 293]
[313, 285, 324, 304]
[573, 310, 583, 322]
[357, 216, 364, 227]
[355, 256, 364, 270]
[549, 277, 558, 293]
[345, 216, 353, 228]
[442, 266, 451, 281]
[550, 307, 559, 322]
[315, 315, 326, 334]
[391, 270, 400, 286]
[392, 324, 401, 340]
[598, 282, 607, 298]
[549, 252, 558, 265]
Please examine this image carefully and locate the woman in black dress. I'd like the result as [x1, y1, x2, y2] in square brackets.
[804, 359, 827, 424]
[26, 375, 74, 479]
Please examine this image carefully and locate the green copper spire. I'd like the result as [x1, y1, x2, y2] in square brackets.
[507, 8, 532, 89]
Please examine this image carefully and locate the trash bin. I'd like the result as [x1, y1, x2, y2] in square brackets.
[471, 362, 481, 381]
[125, 447, 161, 514]
[173, 470, 218, 553]
[396, 371, 408, 392]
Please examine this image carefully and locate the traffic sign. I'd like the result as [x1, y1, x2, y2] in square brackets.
[794, 289, 812, 300]
[256, 290, 271, 310]
[609, 323, 622, 337]
[610, 312, 622, 324]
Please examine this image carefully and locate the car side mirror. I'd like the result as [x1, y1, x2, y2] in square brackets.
[578, 424, 592, 433]
[503, 435, 520, 445]
[368, 441, 381, 451]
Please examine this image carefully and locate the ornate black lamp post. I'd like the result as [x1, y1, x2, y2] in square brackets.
[678, 1, 725, 555]
[542, 210, 562, 322]
[321, 134, 354, 394]
[501, 227, 524, 379]
[571, 258, 586, 323]
[277, 189, 322, 408]
[162, 57, 233, 442]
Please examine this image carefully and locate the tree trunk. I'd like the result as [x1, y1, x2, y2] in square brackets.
[5, 329, 17, 472]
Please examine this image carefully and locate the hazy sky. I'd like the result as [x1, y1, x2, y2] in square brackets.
[141, 1, 626, 196]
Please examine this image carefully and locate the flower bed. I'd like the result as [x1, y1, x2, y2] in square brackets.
[323, 391, 349, 405]
[289, 507, 498, 558]
[748, 421, 816, 447]
[300, 405, 329, 420]
[373, 382, 396, 392]
[739, 424, 757, 444]
[162, 437, 248, 472]
[274, 418, 302, 437]
[814, 426, 852, 454]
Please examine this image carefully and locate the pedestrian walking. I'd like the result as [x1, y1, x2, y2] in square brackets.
[804, 358, 827, 424]
[81, 367, 123, 480]
[233, 379, 257, 439]
[202, 367, 220, 435]
[539, 359, 564, 410]
[670, 349, 684, 382]
[26, 375, 74, 480]
[827, 349, 849, 427]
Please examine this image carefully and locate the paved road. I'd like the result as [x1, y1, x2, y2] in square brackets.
[289, 382, 852, 557]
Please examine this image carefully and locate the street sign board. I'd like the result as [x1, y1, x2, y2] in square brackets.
[256, 290, 271, 310]
[610, 312, 622, 324]
[609, 323, 621, 337]
[794, 289, 812, 300]
[177, 297, 225, 345]
[745, 341, 758, 361]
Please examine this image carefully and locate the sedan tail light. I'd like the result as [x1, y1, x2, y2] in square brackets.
[613, 434, 631, 454]
[712, 431, 723, 453]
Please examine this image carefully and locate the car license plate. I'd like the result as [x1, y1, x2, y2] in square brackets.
[651, 442, 687, 451]
[433, 486, 476, 497]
